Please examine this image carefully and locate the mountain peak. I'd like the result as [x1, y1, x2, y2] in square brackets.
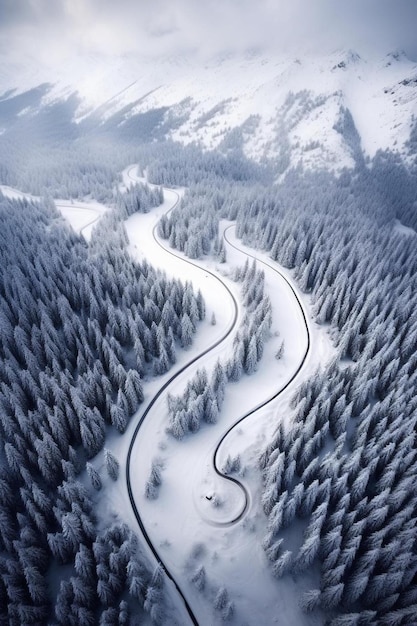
[385, 49, 409, 65]
[331, 49, 362, 71]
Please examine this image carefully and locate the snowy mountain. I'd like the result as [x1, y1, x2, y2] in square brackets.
[1, 48, 417, 172]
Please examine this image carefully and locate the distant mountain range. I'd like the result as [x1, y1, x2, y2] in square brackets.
[1, 48, 416, 172]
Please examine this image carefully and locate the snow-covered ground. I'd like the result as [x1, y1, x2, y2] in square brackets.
[54, 199, 108, 240]
[96, 166, 337, 625]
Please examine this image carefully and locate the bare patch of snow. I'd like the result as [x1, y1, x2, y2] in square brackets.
[393, 218, 416, 236]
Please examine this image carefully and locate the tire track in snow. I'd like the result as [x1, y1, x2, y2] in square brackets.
[55, 201, 104, 238]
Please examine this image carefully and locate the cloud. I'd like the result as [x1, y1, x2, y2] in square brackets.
[1, 0, 417, 69]
[65, 0, 417, 59]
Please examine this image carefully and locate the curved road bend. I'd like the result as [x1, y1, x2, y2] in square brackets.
[125, 173, 240, 626]
[211, 226, 311, 524]
[125, 167, 311, 623]
[54, 201, 104, 239]
[80, 210, 104, 239]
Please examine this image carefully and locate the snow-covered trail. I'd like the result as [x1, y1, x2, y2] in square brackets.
[123, 166, 326, 625]
[53, 199, 107, 240]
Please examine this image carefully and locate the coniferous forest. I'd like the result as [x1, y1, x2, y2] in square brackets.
[156, 153, 417, 625]
[0, 189, 203, 624]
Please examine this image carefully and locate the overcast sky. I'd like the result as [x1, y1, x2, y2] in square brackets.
[1, 0, 417, 65]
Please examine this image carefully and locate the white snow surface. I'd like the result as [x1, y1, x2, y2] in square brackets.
[54, 199, 108, 240]
[95, 166, 337, 625]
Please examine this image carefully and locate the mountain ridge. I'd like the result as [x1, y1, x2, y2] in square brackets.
[1, 48, 416, 172]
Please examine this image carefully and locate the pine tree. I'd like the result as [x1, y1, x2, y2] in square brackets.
[275, 341, 284, 360]
[244, 334, 258, 374]
[104, 449, 119, 481]
[124, 370, 144, 414]
[145, 461, 162, 499]
[86, 463, 102, 490]
[112, 393, 129, 433]
[180, 313, 194, 348]
[200, 384, 217, 423]
[227, 350, 243, 382]
[191, 565, 206, 591]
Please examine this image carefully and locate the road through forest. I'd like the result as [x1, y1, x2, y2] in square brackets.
[125, 166, 311, 625]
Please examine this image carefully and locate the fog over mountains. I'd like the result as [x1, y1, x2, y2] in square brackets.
[1, 46, 417, 175]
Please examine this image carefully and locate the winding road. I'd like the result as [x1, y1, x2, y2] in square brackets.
[1, 171, 313, 624]
[125, 169, 240, 625]
[55, 201, 106, 240]
[211, 226, 311, 524]
[124, 165, 311, 625]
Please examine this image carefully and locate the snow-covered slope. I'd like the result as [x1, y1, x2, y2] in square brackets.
[1, 48, 417, 171]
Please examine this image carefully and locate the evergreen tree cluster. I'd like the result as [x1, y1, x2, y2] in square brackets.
[116, 182, 163, 219]
[250, 163, 417, 623]
[166, 367, 223, 439]
[0, 194, 203, 623]
[213, 586, 234, 622]
[0, 138, 121, 202]
[167, 259, 272, 439]
[226, 260, 272, 380]
[189, 554, 235, 622]
[158, 190, 218, 260]
[54, 522, 163, 626]
[260, 353, 417, 624]
[144, 140, 269, 187]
